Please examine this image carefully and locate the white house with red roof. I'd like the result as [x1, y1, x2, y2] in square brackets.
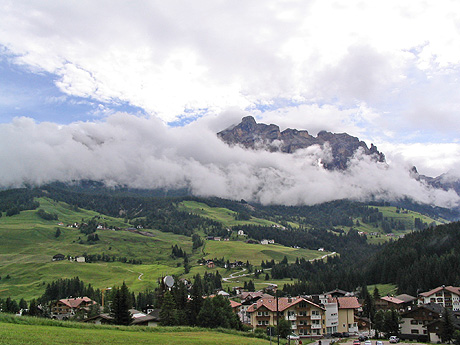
[418, 285, 460, 311]
[247, 296, 325, 337]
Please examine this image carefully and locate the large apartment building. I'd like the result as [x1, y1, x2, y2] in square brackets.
[418, 286, 460, 311]
[247, 296, 325, 337]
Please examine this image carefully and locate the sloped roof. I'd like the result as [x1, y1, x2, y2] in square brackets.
[401, 302, 444, 317]
[337, 297, 361, 309]
[395, 294, 416, 303]
[381, 296, 405, 304]
[59, 296, 94, 308]
[131, 314, 157, 325]
[230, 300, 242, 308]
[247, 296, 324, 313]
[420, 286, 460, 297]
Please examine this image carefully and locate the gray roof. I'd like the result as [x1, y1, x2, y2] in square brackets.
[395, 294, 416, 303]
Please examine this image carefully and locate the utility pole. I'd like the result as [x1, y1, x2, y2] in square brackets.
[277, 290, 280, 345]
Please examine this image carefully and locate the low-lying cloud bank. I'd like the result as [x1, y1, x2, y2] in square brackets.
[1, 113, 458, 208]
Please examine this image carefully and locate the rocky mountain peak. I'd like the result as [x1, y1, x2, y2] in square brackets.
[217, 116, 385, 170]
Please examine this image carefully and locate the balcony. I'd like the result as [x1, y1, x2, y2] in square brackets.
[311, 314, 321, 320]
[287, 315, 297, 321]
[311, 323, 322, 329]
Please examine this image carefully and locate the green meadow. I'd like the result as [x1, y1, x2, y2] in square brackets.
[177, 200, 281, 227]
[0, 315, 272, 345]
[0, 197, 328, 300]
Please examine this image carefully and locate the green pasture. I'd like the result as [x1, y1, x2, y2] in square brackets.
[202, 239, 328, 263]
[0, 316, 272, 345]
[0, 197, 332, 300]
[367, 283, 398, 296]
[177, 200, 279, 227]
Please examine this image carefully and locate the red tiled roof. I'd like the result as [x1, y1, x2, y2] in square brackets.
[247, 296, 324, 313]
[337, 297, 361, 309]
[381, 296, 405, 304]
[420, 286, 460, 298]
[230, 300, 242, 308]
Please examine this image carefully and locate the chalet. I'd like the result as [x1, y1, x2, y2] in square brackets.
[376, 296, 405, 311]
[239, 292, 272, 324]
[52, 253, 66, 261]
[84, 313, 113, 325]
[247, 296, 325, 337]
[418, 285, 460, 311]
[400, 303, 444, 342]
[206, 261, 215, 268]
[84, 309, 161, 327]
[237, 230, 246, 236]
[75, 256, 86, 263]
[131, 309, 160, 327]
[51, 297, 96, 319]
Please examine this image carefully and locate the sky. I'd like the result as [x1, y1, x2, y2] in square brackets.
[1, 1, 460, 206]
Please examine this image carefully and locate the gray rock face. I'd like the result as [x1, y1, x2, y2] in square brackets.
[217, 116, 385, 170]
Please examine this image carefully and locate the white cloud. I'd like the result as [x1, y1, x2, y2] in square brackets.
[0, 113, 458, 208]
[379, 142, 460, 178]
[1, 0, 460, 131]
[1, 0, 460, 195]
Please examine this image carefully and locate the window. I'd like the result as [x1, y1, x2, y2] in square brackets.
[411, 320, 417, 325]
[411, 329, 419, 334]
[264, 311, 269, 316]
[312, 310, 320, 315]
[257, 312, 262, 316]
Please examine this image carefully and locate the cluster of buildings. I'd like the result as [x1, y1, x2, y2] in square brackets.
[236, 289, 361, 338]
[45, 284, 460, 342]
[235, 285, 460, 342]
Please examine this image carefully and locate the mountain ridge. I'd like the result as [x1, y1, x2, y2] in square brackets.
[218, 115, 385, 170]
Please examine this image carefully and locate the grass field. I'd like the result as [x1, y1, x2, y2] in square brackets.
[0, 197, 330, 300]
[0, 315, 272, 345]
[367, 283, 398, 296]
[177, 200, 281, 227]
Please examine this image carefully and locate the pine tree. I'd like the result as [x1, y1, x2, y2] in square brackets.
[159, 290, 177, 326]
[110, 282, 133, 325]
[187, 274, 204, 326]
[441, 308, 454, 343]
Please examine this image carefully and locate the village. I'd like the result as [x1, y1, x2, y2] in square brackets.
[41, 284, 460, 344]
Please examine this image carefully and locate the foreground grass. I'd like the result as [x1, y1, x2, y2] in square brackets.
[0, 314, 271, 345]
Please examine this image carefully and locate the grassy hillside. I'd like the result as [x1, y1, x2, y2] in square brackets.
[0, 197, 328, 300]
[177, 200, 283, 227]
[0, 315, 271, 345]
